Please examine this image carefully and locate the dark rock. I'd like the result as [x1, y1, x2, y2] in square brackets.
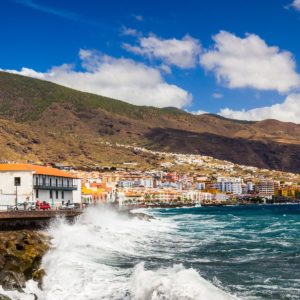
[0, 270, 25, 292]
[0, 294, 11, 300]
[32, 269, 46, 289]
[31, 138, 40, 144]
[0, 230, 50, 291]
[128, 212, 154, 221]
[0, 256, 5, 269]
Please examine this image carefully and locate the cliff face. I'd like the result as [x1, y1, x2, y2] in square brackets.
[0, 230, 50, 296]
[0, 71, 300, 172]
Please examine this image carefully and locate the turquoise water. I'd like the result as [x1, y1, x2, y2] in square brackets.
[148, 205, 300, 299]
[8, 205, 299, 299]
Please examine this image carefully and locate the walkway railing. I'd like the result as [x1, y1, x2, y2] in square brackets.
[34, 183, 77, 191]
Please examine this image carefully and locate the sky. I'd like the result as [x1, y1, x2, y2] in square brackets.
[1, 0, 300, 123]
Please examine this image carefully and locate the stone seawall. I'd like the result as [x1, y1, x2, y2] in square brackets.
[0, 210, 82, 230]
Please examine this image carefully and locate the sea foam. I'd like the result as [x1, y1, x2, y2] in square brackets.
[1, 206, 237, 300]
[130, 263, 236, 300]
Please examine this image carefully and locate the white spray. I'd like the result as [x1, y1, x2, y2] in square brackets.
[1, 207, 238, 300]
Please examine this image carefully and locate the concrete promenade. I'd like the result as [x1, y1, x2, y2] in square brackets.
[0, 210, 83, 230]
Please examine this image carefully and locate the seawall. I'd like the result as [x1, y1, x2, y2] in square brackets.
[0, 210, 82, 230]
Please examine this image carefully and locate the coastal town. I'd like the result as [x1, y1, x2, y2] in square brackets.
[0, 144, 299, 211]
[78, 146, 300, 207]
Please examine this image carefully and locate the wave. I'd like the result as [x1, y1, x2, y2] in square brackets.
[1, 206, 237, 300]
[130, 263, 237, 300]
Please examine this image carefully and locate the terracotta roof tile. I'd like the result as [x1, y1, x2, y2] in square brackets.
[0, 164, 78, 178]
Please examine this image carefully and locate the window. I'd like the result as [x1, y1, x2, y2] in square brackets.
[35, 177, 38, 185]
[56, 190, 59, 199]
[62, 190, 64, 199]
[56, 179, 58, 186]
[50, 178, 52, 186]
[50, 190, 53, 199]
[14, 177, 21, 186]
[36, 189, 39, 198]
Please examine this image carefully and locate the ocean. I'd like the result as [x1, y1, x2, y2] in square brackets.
[3, 204, 300, 300]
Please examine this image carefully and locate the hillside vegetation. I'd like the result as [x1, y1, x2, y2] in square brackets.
[0, 71, 300, 172]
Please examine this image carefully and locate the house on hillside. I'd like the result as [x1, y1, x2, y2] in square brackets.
[0, 164, 81, 210]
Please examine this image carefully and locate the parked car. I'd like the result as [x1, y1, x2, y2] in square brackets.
[8, 202, 36, 211]
[37, 201, 51, 210]
[26, 202, 36, 210]
[60, 203, 75, 210]
[59, 201, 80, 210]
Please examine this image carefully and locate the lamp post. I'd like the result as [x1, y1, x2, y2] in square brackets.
[15, 185, 18, 207]
[14, 177, 21, 207]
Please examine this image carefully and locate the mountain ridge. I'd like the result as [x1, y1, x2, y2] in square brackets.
[0, 71, 300, 172]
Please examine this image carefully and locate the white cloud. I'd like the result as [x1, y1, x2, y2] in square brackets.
[121, 26, 141, 37]
[4, 67, 47, 79]
[219, 94, 300, 123]
[200, 31, 300, 93]
[159, 64, 172, 74]
[291, 0, 300, 11]
[212, 92, 223, 99]
[2, 50, 192, 108]
[190, 109, 208, 115]
[124, 35, 201, 69]
[132, 14, 143, 21]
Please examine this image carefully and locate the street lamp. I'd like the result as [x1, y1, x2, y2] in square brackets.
[14, 177, 21, 207]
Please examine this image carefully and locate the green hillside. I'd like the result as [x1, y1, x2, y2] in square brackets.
[0, 71, 300, 172]
[0, 71, 187, 122]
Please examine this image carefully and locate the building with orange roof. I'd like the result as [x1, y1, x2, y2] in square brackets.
[0, 163, 81, 210]
[81, 180, 116, 205]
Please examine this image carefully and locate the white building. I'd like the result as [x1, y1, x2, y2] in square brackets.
[215, 193, 230, 202]
[196, 182, 206, 190]
[247, 182, 254, 192]
[0, 164, 81, 210]
[216, 177, 243, 195]
[184, 191, 212, 203]
[257, 179, 274, 199]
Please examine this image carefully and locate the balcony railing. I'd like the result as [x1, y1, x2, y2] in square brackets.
[34, 183, 78, 191]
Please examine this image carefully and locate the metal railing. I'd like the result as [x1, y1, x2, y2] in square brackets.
[33, 183, 77, 191]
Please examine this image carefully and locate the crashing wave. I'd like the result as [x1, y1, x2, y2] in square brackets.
[0, 206, 237, 300]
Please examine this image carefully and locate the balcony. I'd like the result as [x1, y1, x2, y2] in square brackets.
[34, 183, 78, 191]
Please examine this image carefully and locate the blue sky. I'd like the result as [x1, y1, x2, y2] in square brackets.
[1, 0, 300, 122]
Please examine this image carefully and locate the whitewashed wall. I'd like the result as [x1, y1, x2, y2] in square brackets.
[0, 171, 82, 210]
[73, 179, 82, 204]
[0, 171, 34, 209]
[34, 189, 74, 206]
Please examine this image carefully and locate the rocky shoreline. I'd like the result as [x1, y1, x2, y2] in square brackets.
[0, 230, 50, 299]
[0, 208, 154, 299]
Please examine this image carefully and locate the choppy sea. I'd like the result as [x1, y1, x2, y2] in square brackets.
[2, 204, 300, 300]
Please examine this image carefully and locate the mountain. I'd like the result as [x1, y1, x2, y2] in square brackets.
[0, 71, 300, 172]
